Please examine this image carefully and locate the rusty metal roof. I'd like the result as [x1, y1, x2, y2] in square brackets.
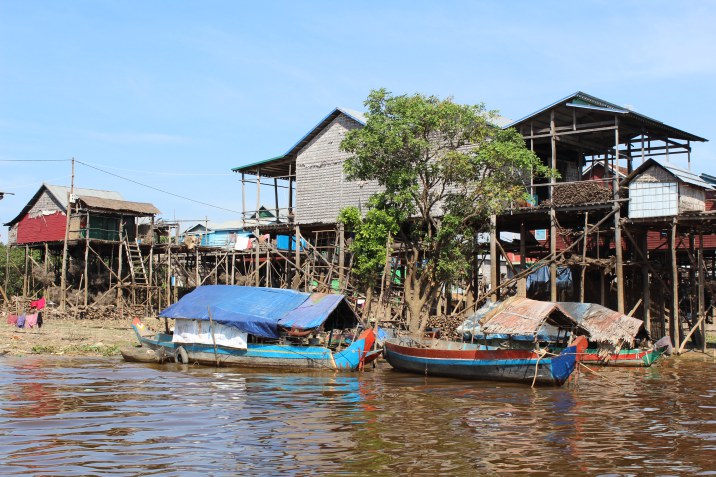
[77, 196, 160, 216]
[479, 297, 580, 336]
[558, 302, 643, 347]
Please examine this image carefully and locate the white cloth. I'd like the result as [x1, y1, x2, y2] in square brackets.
[172, 319, 248, 350]
[234, 235, 251, 250]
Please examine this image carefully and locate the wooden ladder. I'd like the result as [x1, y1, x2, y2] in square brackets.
[124, 235, 148, 286]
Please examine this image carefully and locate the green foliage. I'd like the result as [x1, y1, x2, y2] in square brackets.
[340, 89, 551, 329]
[338, 205, 399, 288]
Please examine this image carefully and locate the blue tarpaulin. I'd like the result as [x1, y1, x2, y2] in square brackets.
[159, 285, 352, 339]
[527, 266, 573, 297]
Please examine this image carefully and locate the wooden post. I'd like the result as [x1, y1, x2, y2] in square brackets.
[670, 220, 680, 350]
[689, 234, 697, 343]
[254, 229, 260, 287]
[338, 222, 345, 292]
[614, 118, 625, 313]
[294, 225, 301, 288]
[83, 237, 89, 306]
[489, 214, 499, 301]
[641, 231, 651, 335]
[274, 178, 280, 221]
[166, 246, 172, 306]
[231, 250, 236, 285]
[699, 231, 706, 352]
[117, 241, 123, 306]
[517, 221, 527, 297]
[60, 157, 75, 311]
[148, 243, 154, 311]
[23, 244, 29, 299]
[241, 172, 246, 228]
[195, 246, 200, 287]
[580, 212, 589, 303]
[549, 110, 558, 302]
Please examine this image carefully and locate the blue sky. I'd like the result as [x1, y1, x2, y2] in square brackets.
[2, 0, 715, 236]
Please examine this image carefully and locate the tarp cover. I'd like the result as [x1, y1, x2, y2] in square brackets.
[173, 318, 248, 349]
[159, 285, 351, 339]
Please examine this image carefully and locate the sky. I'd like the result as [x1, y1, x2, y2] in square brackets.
[2, 0, 715, 238]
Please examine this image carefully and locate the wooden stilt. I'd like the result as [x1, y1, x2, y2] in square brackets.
[641, 230, 651, 335]
[671, 220, 680, 350]
[117, 241, 123, 306]
[580, 212, 588, 303]
[84, 238, 89, 306]
[549, 110, 557, 302]
[614, 118, 624, 313]
[699, 231, 706, 352]
[518, 221, 527, 297]
[338, 222, 345, 292]
[489, 214, 499, 302]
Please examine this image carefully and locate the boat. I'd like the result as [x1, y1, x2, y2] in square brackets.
[127, 285, 376, 371]
[384, 335, 587, 386]
[385, 298, 590, 386]
[558, 302, 670, 367]
[577, 345, 667, 367]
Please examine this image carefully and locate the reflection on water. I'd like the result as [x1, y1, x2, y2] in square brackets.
[0, 355, 715, 476]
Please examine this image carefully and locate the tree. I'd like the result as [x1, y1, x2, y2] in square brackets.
[340, 89, 550, 334]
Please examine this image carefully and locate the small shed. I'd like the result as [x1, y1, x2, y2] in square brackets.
[4, 183, 159, 245]
[626, 159, 713, 219]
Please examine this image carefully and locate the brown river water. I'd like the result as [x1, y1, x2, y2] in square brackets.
[1, 353, 715, 476]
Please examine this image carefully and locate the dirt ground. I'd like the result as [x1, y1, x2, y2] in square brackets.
[1, 315, 167, 357]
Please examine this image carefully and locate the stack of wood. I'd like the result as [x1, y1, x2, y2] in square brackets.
[542, 181, 613, 207]
[426, 314, 465, 339]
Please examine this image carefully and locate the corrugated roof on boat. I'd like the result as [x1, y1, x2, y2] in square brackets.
[479, 297, 580, 336]
[558, 302, 643, 347]
[158, 285, 355, 339]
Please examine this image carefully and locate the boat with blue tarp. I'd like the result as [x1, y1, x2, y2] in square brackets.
[124, 285, 376, 371]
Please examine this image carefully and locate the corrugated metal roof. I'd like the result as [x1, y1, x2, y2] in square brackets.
[626, 158, 713, 190]
[479, 296, 580, 335]
[232, 107, 365, 178]
[77, 196, 160, 215]
[558, 302, 643, 347]
[4, 183, 127, 226]
[506, 91, 707, 142]
[47, 184, 124, 203]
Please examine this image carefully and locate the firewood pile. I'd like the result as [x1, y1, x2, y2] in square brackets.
[426, 314, 465, 339]
[43, 304, 147, 321]
[542, 181, 613, 207]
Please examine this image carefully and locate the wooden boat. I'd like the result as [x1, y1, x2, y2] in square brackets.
[126, 285, 376, 371]
[384, 336, 587, 386]
[577, 345, 667, 367]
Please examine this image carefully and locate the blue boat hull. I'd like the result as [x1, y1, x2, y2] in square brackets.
[383, 337, 585, 386]
[130, 322, 373, 371]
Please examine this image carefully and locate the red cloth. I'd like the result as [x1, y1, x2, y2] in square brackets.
[6, 314, 17, 325]
[31, 297, 46, 310]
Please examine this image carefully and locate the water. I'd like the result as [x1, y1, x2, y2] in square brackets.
[1, 355, 715, 476]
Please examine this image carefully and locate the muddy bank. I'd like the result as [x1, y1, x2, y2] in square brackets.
[1, 315, 167, 357]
